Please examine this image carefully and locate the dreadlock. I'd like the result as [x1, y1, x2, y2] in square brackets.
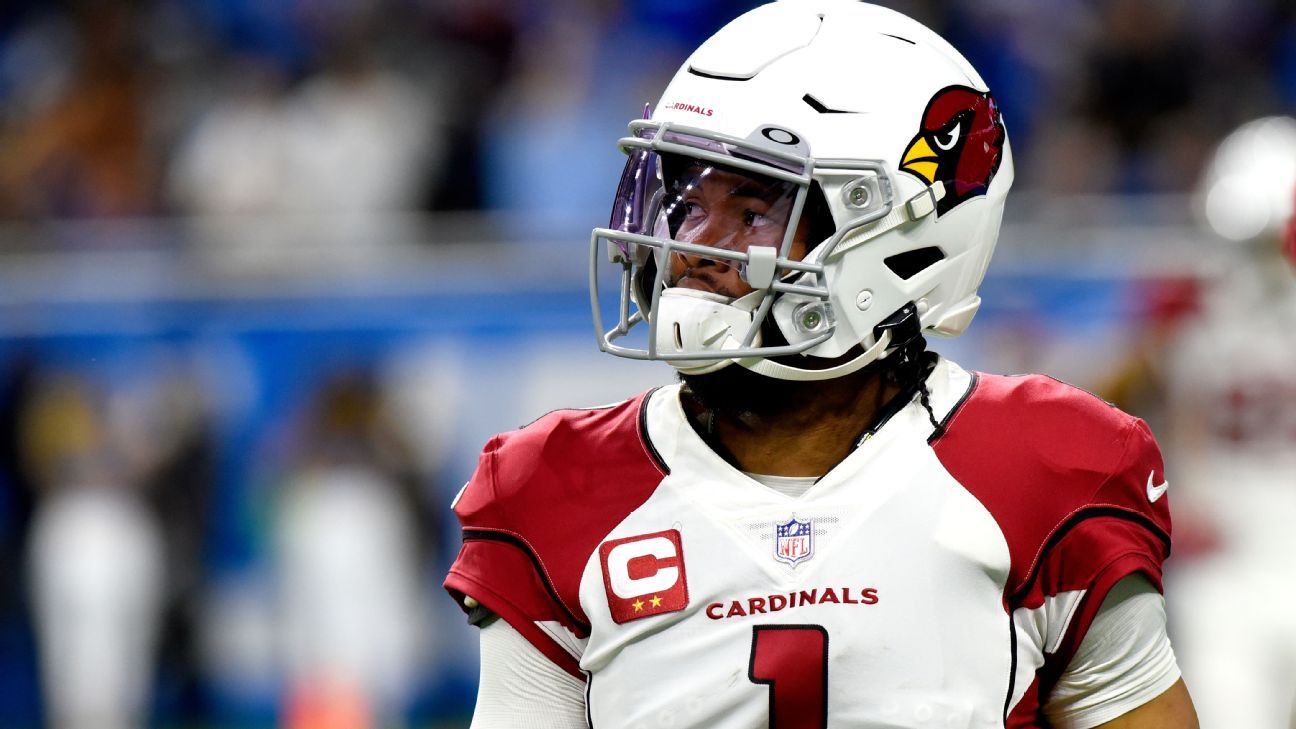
[874, 302, 943, 438]
[884, 334, 942, 438]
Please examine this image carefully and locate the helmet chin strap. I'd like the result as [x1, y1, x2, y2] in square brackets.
[736, 330, 893, 381]
[732, 301, 923, 382]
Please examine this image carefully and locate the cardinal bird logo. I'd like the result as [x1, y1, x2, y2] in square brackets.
[899, 85, 1005, 216]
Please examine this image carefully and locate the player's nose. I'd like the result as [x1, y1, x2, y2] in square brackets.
[682, 214, 746, 253]
[676, 243, 731, 268]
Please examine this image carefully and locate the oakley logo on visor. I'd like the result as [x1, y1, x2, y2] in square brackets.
[761, 127, 801, 146]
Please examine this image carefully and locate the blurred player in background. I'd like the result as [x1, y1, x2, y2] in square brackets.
[445, 2, 1197, 727]
[1163, 116, 1296, 729]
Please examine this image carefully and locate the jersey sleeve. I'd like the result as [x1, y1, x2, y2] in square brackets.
[1036, 417, 1172, 669]
[443, 393, 668, 680]
[471, 618, 588, 728]
[1015, 416, 1174, 722]
[445, 434, 589, 678]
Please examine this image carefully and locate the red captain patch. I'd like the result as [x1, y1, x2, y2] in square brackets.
[599, 529, 689, 624]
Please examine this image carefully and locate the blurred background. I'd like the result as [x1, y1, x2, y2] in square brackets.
[0, 0, 1294, 727]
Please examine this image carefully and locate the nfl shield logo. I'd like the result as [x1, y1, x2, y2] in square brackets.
[774, 517, 814, 567]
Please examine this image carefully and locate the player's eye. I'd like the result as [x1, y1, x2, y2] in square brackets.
[934, 120, 962, 151]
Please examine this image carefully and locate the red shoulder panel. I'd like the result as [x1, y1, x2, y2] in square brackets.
[932, 373, 1171, 604]
[933, 373, 1172, 723]
[444, 391, 668, 676]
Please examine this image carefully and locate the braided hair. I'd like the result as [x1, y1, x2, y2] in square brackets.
[885, 335, 942, 437]
[874, 303, 943, 438]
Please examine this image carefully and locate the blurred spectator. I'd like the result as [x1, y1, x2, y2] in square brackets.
[423, 0, 520, 211]
[277, 40, 439, 214]
[15, 359, 216, 729]
[165, 54, 293, 217]
[170, 42, 439, 216]
[0, 3, 157, 220]
[272, 370, 435, 729]
[21, 374, 165, 729]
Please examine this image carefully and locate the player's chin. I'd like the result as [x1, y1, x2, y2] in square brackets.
[679, 359, 810, 422]
[678, 338, 880, 420]
[679, 363, 776, 421]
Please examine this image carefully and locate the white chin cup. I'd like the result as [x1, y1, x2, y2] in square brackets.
[655, 288, 763, 374]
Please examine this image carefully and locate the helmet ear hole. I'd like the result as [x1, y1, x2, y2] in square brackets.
[884, 247, 946, 280]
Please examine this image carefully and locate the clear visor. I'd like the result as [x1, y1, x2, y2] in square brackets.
[614, 153, 800, 261]
[608, 125, 810, 274]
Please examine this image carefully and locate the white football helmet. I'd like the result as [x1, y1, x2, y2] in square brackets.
[1196, 116, 1296, 246]
[590, 0, 1014, 381]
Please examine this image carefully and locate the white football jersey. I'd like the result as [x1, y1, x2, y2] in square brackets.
[1159, 262, 1296, 729]
[447, 358, 1172, 728]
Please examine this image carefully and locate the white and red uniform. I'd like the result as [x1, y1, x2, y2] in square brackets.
[1161, 263, 1296, 729]
[445, 359, 1174, 728]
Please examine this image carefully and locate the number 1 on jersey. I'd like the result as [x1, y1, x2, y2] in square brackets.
[748, 625, 829, 729]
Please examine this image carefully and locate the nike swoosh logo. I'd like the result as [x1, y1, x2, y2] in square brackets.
[1146, 471, 1169, 503]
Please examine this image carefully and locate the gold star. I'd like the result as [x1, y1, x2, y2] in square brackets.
[650, 595, 663, 608]
[632, 599, 644, 612]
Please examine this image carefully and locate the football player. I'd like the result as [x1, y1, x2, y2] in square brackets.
[446, 2, 1199, 727]
[1162, 116, 1296, 729]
